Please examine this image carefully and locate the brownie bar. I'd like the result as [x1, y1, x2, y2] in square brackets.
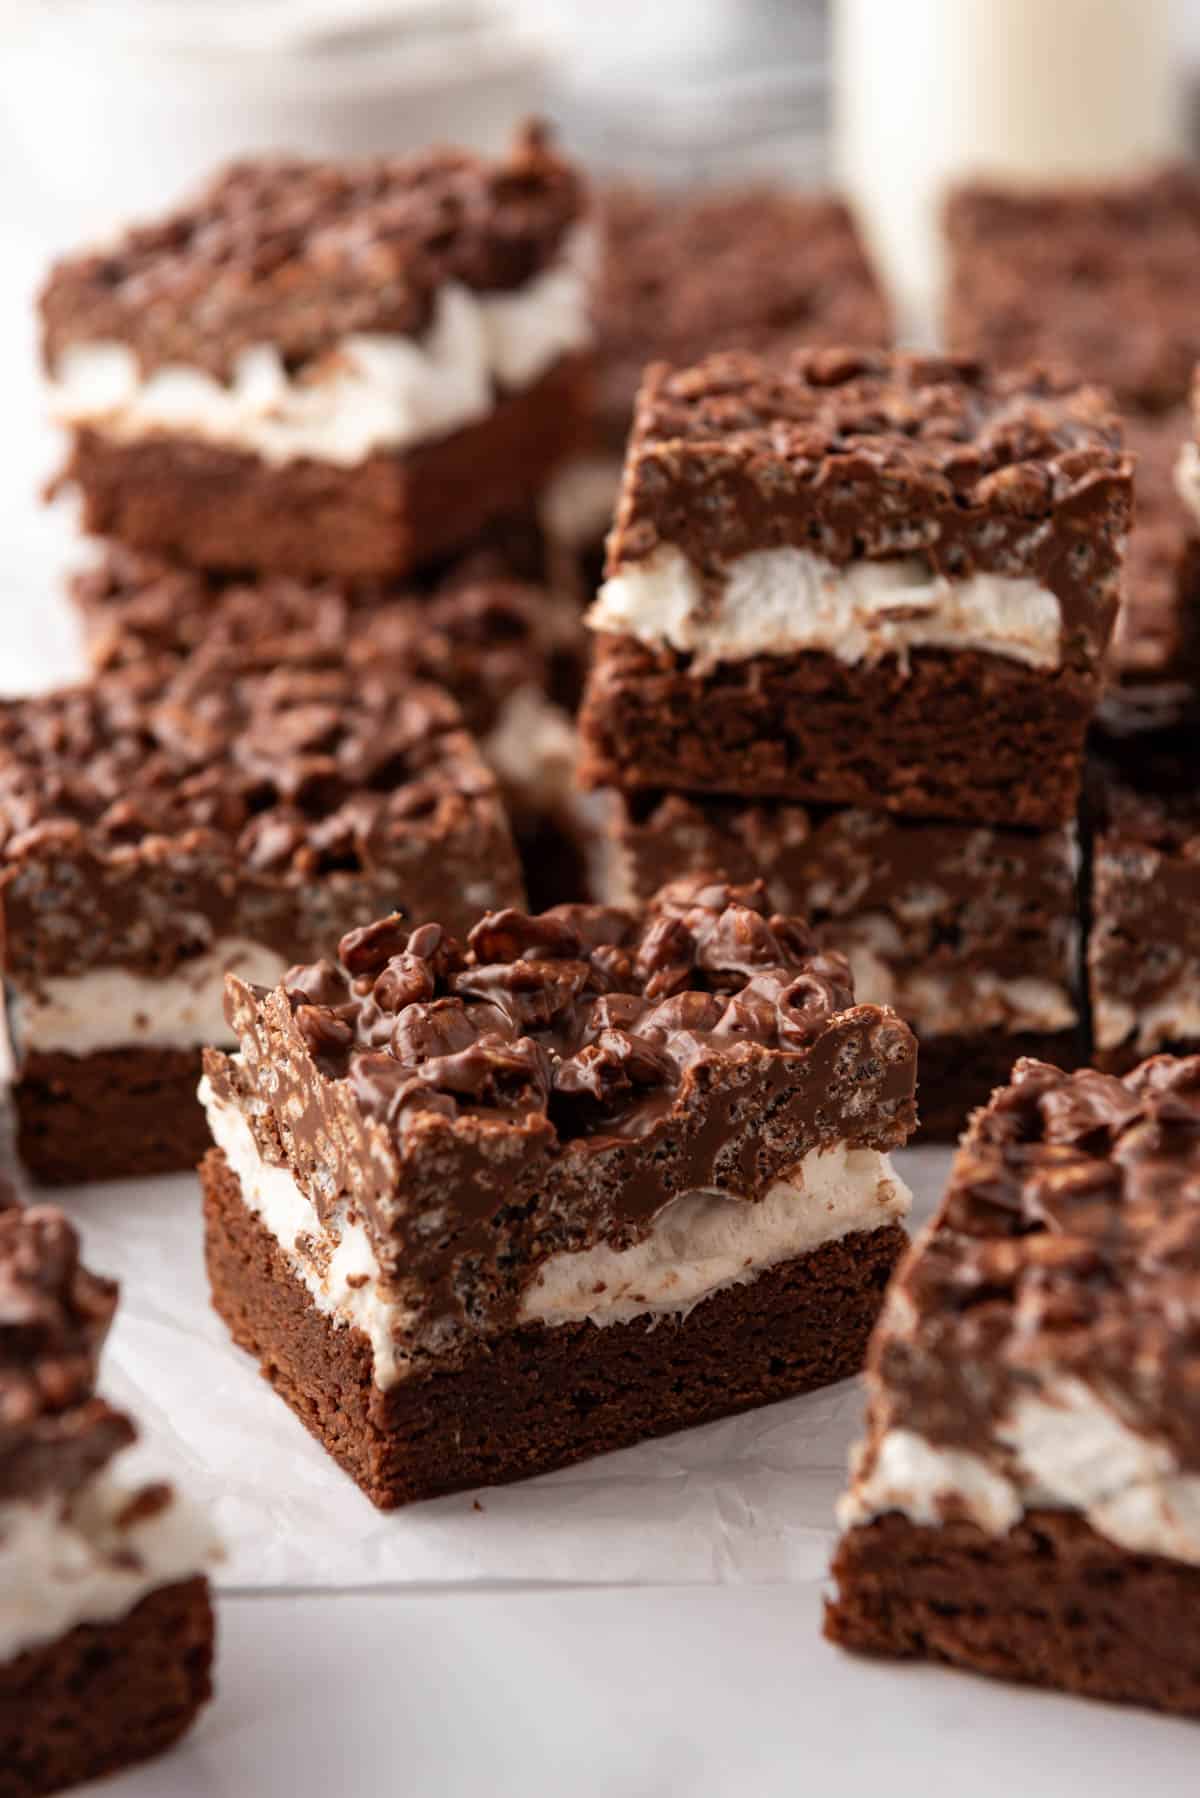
[827, 1054, 1200, 1714]
[1, 1579, 214, 1798]
[0, 652, 522, 1184]
[57, 352, 591, 580]
[200, 878, 917, 1506]
[600, 790, 1081, 1137]
[591, 184, 890, 452]
[41, 125, 593, 578]
[827, 1511, 1200, 1717]
[71, 542, 589, 909]
[1100, 408, 1200, 736]
[944, 165, 1200, 414]
[581, 351, 1130, 824]
[0, 1201, 217, 1792]
[1088, 744, 1200, 1071]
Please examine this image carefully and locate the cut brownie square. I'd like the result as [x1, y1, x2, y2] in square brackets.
[596, 791, 1082, 1139]
[579, 350, 1131, 826]
[41, 124, 593, 579]
[1099, 408, 1200, 736]
[0, 1196, 217, 1795]
[826, 1054, 1200, 1717]
[1088, 744, 1200, 1073]
[944, 166, 1200, 414]
[0, 652, 522, 1185]
[199, 877, 916, 1508]
[71, 543, 589, 906]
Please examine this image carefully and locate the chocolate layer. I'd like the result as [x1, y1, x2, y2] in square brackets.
[13, 1046, 215, 1186]
[0, 1577, 214, 1798]
[592, 185, 890, 449]
[69, 544, 587, 918]
[0, 653, 523, 983]
[204, 878, 916, 1361]
[73, 545, 586, 739]
[606, 350, 1131, 667]
[1100, 408, 1200, 734]
[1088, 746, 1200, 1065]
[0, 1203, 126, 1500]
[860, 1055, 1200, 1474]
[945, 166, 1200, 414]
[41, 122, 584, 382]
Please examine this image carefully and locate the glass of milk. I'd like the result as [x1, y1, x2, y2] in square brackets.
[833, 0, 1181, 335]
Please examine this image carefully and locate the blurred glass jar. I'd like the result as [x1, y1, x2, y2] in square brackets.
[0, 1, 548, 244]
[833, 0, 1182, 333]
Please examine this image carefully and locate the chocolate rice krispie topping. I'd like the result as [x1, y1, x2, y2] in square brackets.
[945, 165, 1200, 413]
[607, 348, 1133, 662]
[873, 1055, 1200, 1470]
[0, 651, 524, 980]
[207, 879, 916, 1346]
[592, 185, 890, 445]
[0, 661, 497, 884]
[41, 121, 585, 382]
[267, 877, 862, 1139]
[0, 1203, 133, 1502]
[73, 546, 586, 739]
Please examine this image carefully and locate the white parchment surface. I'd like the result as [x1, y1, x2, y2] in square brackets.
[42, 1148, 949, 1592]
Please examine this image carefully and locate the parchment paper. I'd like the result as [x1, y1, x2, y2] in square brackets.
[47, 1149, 948, 1592]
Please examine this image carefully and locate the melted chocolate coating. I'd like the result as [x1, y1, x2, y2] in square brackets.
[0, 1204, 133, 1502]
[608, 349, 1132, 670]
[72, 544, 586, 740]
[41, 122, 585, 381]
[206, 878, 917, 1356]
[870, 1055, 1200, 1471]
[0, 651, 523, 980]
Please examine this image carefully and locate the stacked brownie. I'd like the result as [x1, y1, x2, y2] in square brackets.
[579, 349, 1132, 1134]
[199, 877, 917, 1506]
[827, 1054, 1200, 1716]
[0, 1190, 217, 1791]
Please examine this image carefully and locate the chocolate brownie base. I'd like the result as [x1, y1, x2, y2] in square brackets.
[0, 1576, 214, 1798]
[825, 1510, 1200, 1717]
[916, 1028, 1084, 1143]
[15, 1046, 209, 1185]
[59, 353, 590, 580]
[202, 1148, 907, 1509]
[579, 636, 1096, 826]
